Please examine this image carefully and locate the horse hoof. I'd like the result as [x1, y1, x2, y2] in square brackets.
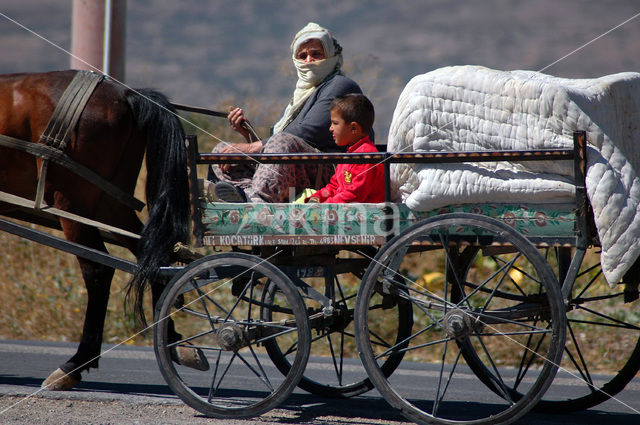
[170, 343, 210, 371]
[41, 368, 81, 391]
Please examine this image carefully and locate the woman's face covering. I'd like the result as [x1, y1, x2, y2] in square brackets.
[295, 39, 326, 63]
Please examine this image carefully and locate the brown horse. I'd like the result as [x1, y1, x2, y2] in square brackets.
[0, 70, 201, 390]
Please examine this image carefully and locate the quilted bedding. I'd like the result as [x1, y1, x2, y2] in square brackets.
[389, 65, 640, 285]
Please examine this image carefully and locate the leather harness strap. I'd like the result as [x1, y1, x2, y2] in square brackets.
[0, 133, 145, 211]
[35, 71, 105, 209]
[0, 70, 145, 212]
[40, 70, 105, 150]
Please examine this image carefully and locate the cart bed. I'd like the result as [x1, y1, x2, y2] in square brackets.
[197, 201, 578, 247]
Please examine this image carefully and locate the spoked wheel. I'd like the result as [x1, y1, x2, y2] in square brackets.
[355, 213, 566, 425]
[529, 247, 640, 412]
[153, 252, 310, 419]
[263, 249, 412, 398]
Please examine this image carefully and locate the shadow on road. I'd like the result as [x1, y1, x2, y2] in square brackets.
[274, 394, 640, 425]
[0, 374, 174, 399]
[2, 374, 638, 425]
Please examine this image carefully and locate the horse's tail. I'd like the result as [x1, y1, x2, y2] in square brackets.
[125, 88, 190, 326]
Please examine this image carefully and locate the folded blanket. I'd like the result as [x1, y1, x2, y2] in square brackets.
[389, 65, 640, 285]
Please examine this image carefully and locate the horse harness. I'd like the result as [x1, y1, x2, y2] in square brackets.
[0, 70, 145, 212]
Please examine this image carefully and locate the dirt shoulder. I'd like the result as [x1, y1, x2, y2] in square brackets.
[0, 394, 405, 425]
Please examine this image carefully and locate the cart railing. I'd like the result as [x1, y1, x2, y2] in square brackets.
[186, 131, 593, 249]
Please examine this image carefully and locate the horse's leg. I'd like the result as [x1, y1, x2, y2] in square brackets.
[150, 277, 210, 371]
[100, 205, 208, 372]
[42, 220, 114, 390]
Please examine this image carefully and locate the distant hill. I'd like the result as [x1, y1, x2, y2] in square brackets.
[1, 0, 639, 139]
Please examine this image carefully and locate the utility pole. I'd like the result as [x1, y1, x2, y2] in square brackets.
[70, 0, 126, 81]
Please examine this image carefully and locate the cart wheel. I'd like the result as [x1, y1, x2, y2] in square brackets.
[529, 247, 640, 412]
[262, 249, 412, 398]
[355, 213, 566, 425]
[153, 252, 310, 419]
[460, 246, 640, 413]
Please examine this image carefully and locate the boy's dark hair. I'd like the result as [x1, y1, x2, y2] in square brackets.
[330, 93, 375, 134]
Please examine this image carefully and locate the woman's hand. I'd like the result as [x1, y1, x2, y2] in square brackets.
[228, 106, 252, 142]
[217, 141, 264, 172]
[217, 141, 263, 155]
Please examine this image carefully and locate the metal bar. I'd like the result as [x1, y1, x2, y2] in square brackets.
[285, 274, 332, 308]
[185, 135, 205, 247]
[383, 154, 394, 241]
[0, 217, 137, 274]
[198, 148, 574, 165]
[384, 153, 391, 202]
[561, 248, 586, 300]
[573, 131, 589, 249]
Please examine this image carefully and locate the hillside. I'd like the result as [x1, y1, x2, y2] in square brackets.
[1, 0, 639, 139]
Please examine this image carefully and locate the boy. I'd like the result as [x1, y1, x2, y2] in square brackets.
[305, 94, 384, 203]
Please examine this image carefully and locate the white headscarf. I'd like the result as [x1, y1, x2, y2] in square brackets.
[273, 22, 343, 134]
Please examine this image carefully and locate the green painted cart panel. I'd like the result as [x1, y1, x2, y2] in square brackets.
[198, 201, 577, 247]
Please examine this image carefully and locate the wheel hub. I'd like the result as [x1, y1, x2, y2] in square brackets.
[327, 306, 352, 333]
[216, 323, 248, 351]
[308, 305, 352, 333]
[443, 309, 479, 340]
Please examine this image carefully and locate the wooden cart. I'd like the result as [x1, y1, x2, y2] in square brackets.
[149, 126, 639, 424]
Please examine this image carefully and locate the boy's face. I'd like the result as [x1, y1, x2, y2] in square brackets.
[330, 110, 362, 147]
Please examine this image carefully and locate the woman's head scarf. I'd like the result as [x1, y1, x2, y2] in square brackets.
[273, 22, 343, 134]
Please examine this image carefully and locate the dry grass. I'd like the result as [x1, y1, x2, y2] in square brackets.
[0, 228, 144, 344]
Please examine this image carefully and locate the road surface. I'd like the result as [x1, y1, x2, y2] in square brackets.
[0, 339, 638, 424]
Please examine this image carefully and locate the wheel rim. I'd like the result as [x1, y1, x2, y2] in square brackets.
[463, 246, 640, 413]
[355, 214, 566, 425]
[263, 249, 412, 398]
[153, 252, 310, 418]
[533, 247, 640, 412]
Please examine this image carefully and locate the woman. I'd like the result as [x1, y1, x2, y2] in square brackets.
[211, 22, 367, 203]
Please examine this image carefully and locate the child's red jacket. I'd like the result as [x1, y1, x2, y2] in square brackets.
[308, 136, 384, 203]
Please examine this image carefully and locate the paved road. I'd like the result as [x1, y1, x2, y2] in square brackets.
[0, 339, 638, 424]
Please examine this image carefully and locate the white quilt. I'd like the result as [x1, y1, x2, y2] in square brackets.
[389, 65, 640, 285]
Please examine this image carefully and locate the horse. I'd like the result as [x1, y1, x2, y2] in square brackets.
[0, 70, 204, 390]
